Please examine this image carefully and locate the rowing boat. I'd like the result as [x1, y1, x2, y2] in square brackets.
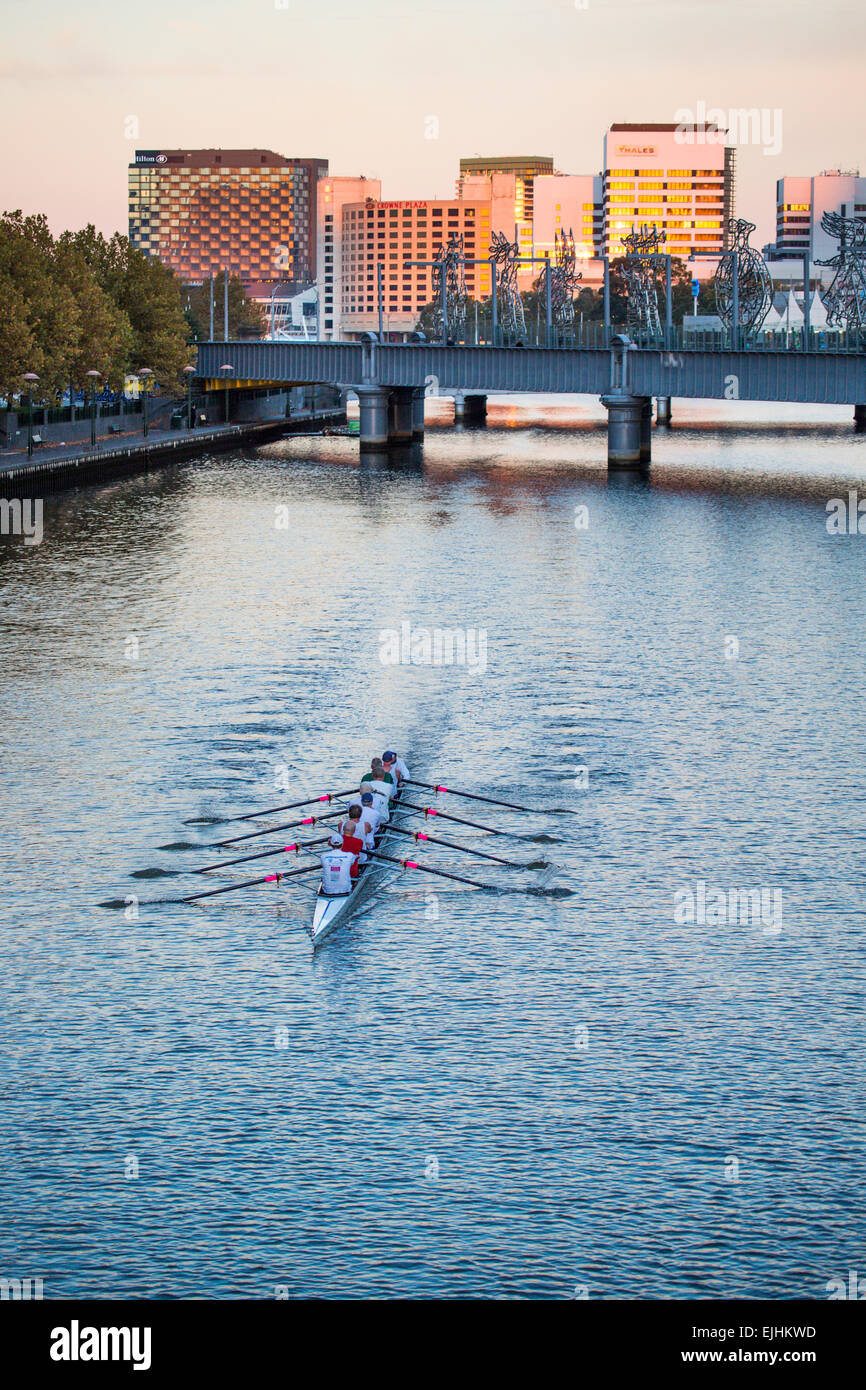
[308, 785, 407, 948]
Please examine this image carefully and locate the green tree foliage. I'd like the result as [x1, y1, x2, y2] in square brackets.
[0, 212, 195, 403]
[183, 272, 266, 342]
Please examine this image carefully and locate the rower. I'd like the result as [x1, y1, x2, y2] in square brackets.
[357, 791, 380, 845]
[328, 803, 367, 878]
[382, 750, 409, 789]
[361, 757, 394, 792]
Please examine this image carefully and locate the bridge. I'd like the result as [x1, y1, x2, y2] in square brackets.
[195, 337, 866, 467]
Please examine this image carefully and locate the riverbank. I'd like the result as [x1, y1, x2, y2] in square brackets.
[0, 409, 346, 496]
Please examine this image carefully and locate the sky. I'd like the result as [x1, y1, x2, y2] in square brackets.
[1, 0, 863, 248]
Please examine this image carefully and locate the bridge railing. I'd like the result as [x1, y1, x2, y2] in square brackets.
[472, 322, 866, 354]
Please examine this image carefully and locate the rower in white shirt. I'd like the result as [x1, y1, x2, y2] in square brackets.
[355, 791, 380, 848]
[382, 750, 409, 789]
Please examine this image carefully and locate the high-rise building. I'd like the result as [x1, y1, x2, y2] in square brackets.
[316, 176, 382, 340]
[128, 149, 328, 286]
[602, 124, 734, 265]
[339, 196, 490, 336]
[533, 174, 604, 261]
[775, 171, 866, 262]
[458, 156, 554, 273]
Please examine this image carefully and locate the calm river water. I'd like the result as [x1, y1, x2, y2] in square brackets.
[1, 400, 864, 1299]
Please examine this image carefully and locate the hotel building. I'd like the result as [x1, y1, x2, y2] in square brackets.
[128, 149, 328, 286]
[774, 171, 866, 262]
[338, 197, 491, 336]
[602, 124, 734, 268]
[316, 176, 382, 340]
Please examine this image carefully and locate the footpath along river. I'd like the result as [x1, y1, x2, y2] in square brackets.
[0, 399, 864, 1298]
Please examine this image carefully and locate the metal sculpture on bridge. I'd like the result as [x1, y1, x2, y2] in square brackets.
[713, 218, 772, 333]
[490, 230, 526, 343]
[550, 228, 582, 333]
[817, 211, 866, 330]
[432, 232, 467, 342]
[622, 224, 666, 339]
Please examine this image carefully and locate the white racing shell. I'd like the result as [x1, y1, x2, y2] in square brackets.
[320, 849, 355, 896]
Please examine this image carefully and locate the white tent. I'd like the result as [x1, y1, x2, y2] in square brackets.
[780, 288, 805, 327]
[807, 292, 830, 329]
[760, 300, 784, 330]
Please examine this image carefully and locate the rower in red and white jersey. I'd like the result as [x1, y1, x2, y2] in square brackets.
[329, 803, 367, 877]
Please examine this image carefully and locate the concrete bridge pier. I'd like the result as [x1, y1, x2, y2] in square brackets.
[640, 398, 653, 462]
[655, 396, 672, 425]
[412, 387, 426, 439]
[388, 387, 414, 444]
[452, 392, 466, 423]
[601, 393, 648, 468]
[854, 404, 866, 428]
[464, 393, 488, 425]
[356, 386, 390, 450]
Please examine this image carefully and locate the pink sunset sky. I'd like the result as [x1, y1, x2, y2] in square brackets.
[1, 0, 863, 249]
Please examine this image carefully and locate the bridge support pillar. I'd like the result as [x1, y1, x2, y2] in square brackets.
[412, 387, 426, 439]
[453, 392, 466, 423]
[388, 387, 414, 444]
[356, 386, 390, 450]
[655, 395, 672, 425]
[855, 404, 866, 429]
[464, 393, 488, 425]
[640, 397, 653, 463]
[601, 393, 646, 469]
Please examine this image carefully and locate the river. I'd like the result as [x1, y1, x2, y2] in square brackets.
[1, 400, 864, 1298]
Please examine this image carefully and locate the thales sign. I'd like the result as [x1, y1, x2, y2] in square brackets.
[135, 151, 168, 165]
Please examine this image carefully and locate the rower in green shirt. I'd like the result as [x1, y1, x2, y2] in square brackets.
[360, 756, 394, 790]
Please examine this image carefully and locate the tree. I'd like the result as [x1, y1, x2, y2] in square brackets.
[61, 227, 194, 386]
[184, 272, 266, 342]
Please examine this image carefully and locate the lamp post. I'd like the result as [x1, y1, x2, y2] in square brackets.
[22, 372, 39, 458]
[85, 370, 102, 447]
[138, 367, 153, 437]
[220, 364, 234, 425]
[183, 364, 196, 428]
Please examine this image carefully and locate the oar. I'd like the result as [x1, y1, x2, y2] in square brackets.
[229, 788, 359, 824]
[386, 824, 530, 868]
[368, 850, 492, 890]
[404, 779, 544, 813]
[192, 835, 333, 875]
[399, 800, 504, 835]
[213, 808, 343, 848]
[181, 862, 321, 903]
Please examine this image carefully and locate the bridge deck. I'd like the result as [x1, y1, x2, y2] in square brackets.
[196, 341, 866, 406]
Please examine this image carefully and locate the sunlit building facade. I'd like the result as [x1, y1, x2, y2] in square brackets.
[128, 149, 328, 285]
[316, 176, 382, 340]
[339, 197, 491, 336]
[602, 124, 734, 267]
[775, 171, 866, 262]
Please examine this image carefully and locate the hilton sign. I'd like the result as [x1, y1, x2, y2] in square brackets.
[135, 151, 169, 165]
